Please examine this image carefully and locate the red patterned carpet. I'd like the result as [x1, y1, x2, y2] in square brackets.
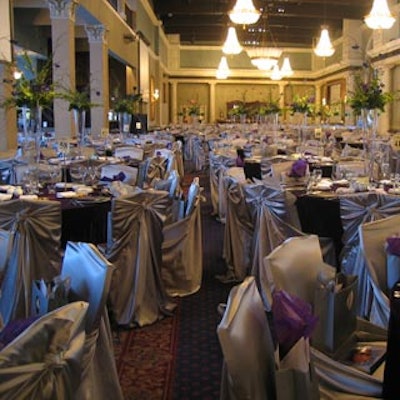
[114, 309, 179, 400]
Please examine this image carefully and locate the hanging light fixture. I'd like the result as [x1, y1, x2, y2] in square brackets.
[222, 27, 242, 55]
[245, 13, 282, 71]
[365, 0, 395, 30]
[270, 64, 282, 81]
[216, 56, 230, 79]
[229, 0, 261, 25]
[280, 56, 293, 77]
[314, 26, 335, 57]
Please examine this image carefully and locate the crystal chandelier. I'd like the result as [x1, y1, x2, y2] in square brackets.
[245, 15, 282, 71]
[280, 56, 293, 77]
[229, 0, 261, 25]
[270, 64, 282, 81]
[314, 27, 335, 57]
[222, 27, 242, 55]
[247, 47, 282, 70]
[365, 0, 395, 30]
[216, 56, 230, 79]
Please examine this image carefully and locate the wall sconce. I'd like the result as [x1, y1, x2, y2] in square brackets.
[153, 88, 160, 101]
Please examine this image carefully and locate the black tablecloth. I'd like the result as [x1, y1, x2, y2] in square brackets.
[296, 194, 343, 263]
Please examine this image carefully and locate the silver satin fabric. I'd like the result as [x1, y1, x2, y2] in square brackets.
[243, 182, 303, 279]
[222, 176, 254, 282]
[217, 276, 277, 400]
[340, 193, 400, 320]
[209, 152, 235, 217]
[162, 195, 202, 297]
[152, 169, 180, 198]
[0, 199, 62, 324]
[261, 235, 335, 310]
[0, 301, 89, 400]
[61, 242, 123, 400]
[107, 190, 176, 326]
[359, 215, 400, 328]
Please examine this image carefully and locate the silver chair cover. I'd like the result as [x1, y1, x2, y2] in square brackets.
[61, 242, 123, 400]
[0, 199, 62, 324]
[107, 190, 176, 327]
[0, 301, 89, 400]
[359, 215, 400, 327]
[222, 176, 254, 282]
[209, 152, 235, 217]
[162, 194, 202, 296]
[243, 181, 303, 279]
[217, 276, 277, 400]
[152, 169, 180, 198]
[261, 235, 334, 309]
[340, 192, 400, 319]
[185, 176, 201, 217]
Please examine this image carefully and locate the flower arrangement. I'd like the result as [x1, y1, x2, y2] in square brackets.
[57, 85, 100, 111]
[261, 99, 281, 115]
[228, 102, 247, 116]
[0, 52, 55, 110]
[187, 99, 200, 115]
[347, 67, 395, 115]
[290, 94, 315, 115]
[113, 93, 142, 114]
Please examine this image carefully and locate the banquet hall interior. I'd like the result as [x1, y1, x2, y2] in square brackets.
[2, 0, 400, 398]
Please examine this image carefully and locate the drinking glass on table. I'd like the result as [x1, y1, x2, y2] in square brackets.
[48, 164, 62, 194]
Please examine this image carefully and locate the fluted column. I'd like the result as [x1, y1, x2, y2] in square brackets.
[209, 82, 216, 123]
[85, 24, 109, 137]
[48, 0, 76, 138]
[0, 0, 16, 151]
[171, 81, 178, 124]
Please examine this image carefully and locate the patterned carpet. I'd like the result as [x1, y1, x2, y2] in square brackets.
[114, 166, 234, 399]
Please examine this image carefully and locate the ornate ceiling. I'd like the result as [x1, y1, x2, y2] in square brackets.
[152, 0, 374, 48]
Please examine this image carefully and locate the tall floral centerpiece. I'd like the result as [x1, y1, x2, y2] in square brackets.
[228, 102, 247, 124]
[113, 93, 142, 139]
[187, 100, 201, 125]
[58, 86, 99, 149]
[347, 66, 395, 181]
[1, 52, 55, 162]
[290, 94, 315, 145]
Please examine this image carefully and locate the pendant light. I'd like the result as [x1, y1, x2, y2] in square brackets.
[229, 0, 261, 25]
[314, 26, 335, 57]
[222, 27, 242, 55]
[216, 56, 230, 79]
[365, 0, 395, 30]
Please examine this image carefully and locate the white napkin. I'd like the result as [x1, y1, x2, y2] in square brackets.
[335, 187, 355, 195]
[19, 195, 39, 200]
[0, 193, 12, 201]
[315, 179, 332, 191]
[56, 191, 78, 198]
[0, 185, 14, 192]
[55, 182, 74, 189]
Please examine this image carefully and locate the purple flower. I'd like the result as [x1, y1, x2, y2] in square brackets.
[289, 159, 308, 178]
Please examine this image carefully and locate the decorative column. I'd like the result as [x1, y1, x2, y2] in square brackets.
[85, 24, 109, 137]
[209, 82, 216, 123]
[171, 81, 178, 124]
[48, 0, 76, 139]
[0, 0, 16, 151]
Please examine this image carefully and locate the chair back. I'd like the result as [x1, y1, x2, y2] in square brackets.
[61, 241, 114, 333]
[217, 276, 277, 399]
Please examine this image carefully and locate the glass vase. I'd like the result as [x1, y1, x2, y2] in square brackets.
[361, 108, 379, 182]
[73, 109, 87, 150]
[118, 112, 132, 141]
[21, 105, 42, 164]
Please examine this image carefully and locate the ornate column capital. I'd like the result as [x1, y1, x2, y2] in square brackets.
[47, 0, 76, 20]
[85, 24, 106, 44]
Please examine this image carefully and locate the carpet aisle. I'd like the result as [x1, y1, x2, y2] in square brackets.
[114, 168, 235, 399]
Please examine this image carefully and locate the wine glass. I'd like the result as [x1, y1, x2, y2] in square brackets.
[48, 164, 62, 194]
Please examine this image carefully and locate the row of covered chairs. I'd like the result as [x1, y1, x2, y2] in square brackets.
[218, 235, 388, 399]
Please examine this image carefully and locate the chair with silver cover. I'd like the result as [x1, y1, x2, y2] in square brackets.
[0, 301, 89, 400]
[61, 241, 123, 400]
[0, 199, 62, 324]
